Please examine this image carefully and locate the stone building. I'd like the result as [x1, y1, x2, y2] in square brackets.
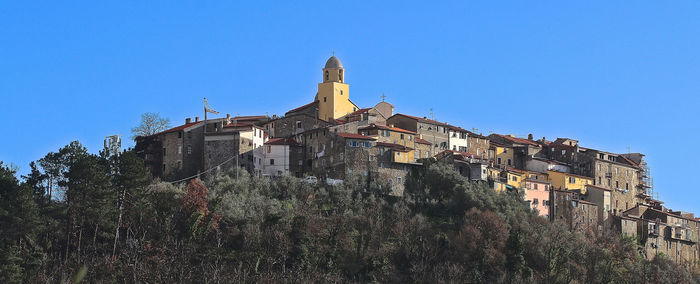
[204, 121, 267, 176]
[264, 112, 332, 138]
[135, 117, 226, 180]
[551, 190, 600, 234]
[622, 204, 699, 267]
[545, 138, 648, 216]
[434, 150, 489, 181]
[466, 131, 490, 158]
[386, 113, 450, 156]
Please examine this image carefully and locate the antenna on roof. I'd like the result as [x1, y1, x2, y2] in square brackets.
[627, 146, 631, 153]
[429, 108, 434, 121]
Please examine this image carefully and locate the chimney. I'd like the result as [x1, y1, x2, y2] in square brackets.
[528, 133, 533, 140]
[542, 136, 546, 142]
[226, 113, 231, 120]
[195, 116, 200, 122]
[185, 118, 191, 124]
[389, 124, 394, 128]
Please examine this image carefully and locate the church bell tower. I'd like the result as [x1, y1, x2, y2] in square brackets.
[316, 55, 357, 121]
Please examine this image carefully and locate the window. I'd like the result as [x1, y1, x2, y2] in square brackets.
[398, 177, 402, 184]
[497, 158, 502, 164]
[544, 200, 550, 206]
[400, 133, 404, 139]
[163, 148, 166, 156]
[178, 132, 182, 138]
[533, 198, 539, 205]
[512, 176, 518, 182]
[178, 145, 182, 154]
[296, 121, 302, 129]
[323, 97, 327, 102]
[325, 71, 329, 80]
[298, 160, 303, 166]
[503, 148, 508, 153]
[507, 159, 512, 166]
[187, 145, 192, 155]
[534, 184, 539, 190]
[626, 183, 629, 190]
[569, 177, 575, 183]
[363, 142, 371, 147]
[616, 181, 619, 188]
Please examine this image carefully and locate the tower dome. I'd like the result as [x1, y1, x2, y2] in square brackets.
[324, 56, 343, 69]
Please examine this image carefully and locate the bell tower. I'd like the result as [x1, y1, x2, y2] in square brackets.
[316, 55, 357, 121]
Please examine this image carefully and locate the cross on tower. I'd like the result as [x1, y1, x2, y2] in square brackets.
[381, 93, 386, 102]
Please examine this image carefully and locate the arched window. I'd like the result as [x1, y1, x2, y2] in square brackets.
[339, 70, 343, 81]
[325, 71, 329, 81]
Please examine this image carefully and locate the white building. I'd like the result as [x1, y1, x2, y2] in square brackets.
[447, 125, 470, 152]
[263, 138, 301, 176]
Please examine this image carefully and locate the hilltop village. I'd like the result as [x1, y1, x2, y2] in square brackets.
[135, 56, 699, 267]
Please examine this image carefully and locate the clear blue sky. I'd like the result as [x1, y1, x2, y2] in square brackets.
[1, 2, 698, 212]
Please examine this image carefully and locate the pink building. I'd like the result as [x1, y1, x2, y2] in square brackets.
[524, 178, 552, 218]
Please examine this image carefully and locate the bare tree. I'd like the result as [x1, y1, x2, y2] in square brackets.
[131, 112, 171, 139]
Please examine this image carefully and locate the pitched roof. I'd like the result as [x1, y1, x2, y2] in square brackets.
[286, 101, 318, 114]
[491, 133, 541, 147]
[155, 121, 203, 136]
[224, 121, 255, 128]
[347, 108, 372, 116]
[231, 115, 268, 122]
[358, 123, 417, 135]
[264, 138, 300, 146]
[376, 142, 413, 152]
[389, 113, 447, 126]
[415, 137, 432, 145]
[336, 133, 375, 140]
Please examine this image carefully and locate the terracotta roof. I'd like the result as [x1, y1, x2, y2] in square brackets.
[447, 125, 470, 132]
[286, 101, 318, 114]
[155, 121, 203, 136]
[232, 115, 268, 121]
[358, 123, 417, 135]
[347, 108, 372, 116]
[329, 118, 346, 125]
[446, 149, 483, 160]
[376, 142, 413, 152]
[224, 122, 254, 128]
[415, 137, 432, 145]
[336, 133, 375, 140]
[491, 134, 540, 146]
[265, 138, 300, 146]
[389, 113, 447, 126]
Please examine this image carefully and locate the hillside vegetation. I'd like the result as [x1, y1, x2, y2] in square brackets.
[1, 141, 698, 283]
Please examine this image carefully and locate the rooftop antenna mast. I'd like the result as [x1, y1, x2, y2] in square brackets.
[104, 135, 122, 157]
[204, 97, 219, 132]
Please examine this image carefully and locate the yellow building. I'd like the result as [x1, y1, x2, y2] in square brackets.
[547, 170, 593, 192]
[316, 56, 359, 121]
[491, 142, 515, 167]
[505, 168, 527, 189]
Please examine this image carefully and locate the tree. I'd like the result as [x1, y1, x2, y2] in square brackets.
[0, 162, 43, 282]
[130, 112, 171, 139]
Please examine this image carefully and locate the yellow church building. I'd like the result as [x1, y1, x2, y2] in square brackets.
[314, 56, 359, 121]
